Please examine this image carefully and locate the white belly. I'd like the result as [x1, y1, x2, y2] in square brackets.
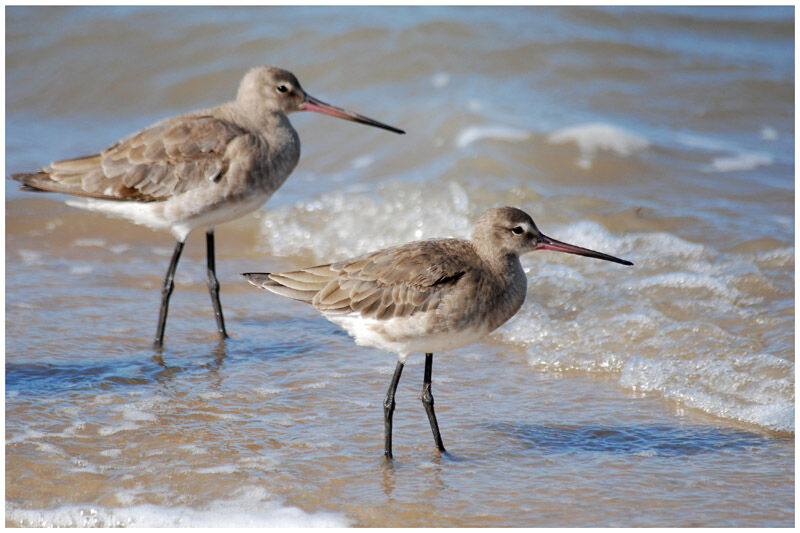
[66, 189, 271, 241]
[326, 312, 491, 363]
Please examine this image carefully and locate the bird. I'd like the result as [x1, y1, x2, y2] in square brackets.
[243, 206, 633, 458]
[9, 66, 405, 347]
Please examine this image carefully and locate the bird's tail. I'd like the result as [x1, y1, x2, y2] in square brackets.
[243, 266, 333, 304]
[10, 154, 110, 197]
[9, 171, 52, 193]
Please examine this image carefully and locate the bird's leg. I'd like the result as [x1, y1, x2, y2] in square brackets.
[383, 360, 405, 459]
[205, 228, 228, 339]
[421, 352, 446, 453]
[154, 239, 185, 348]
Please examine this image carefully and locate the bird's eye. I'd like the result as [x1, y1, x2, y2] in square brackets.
[276, 85, 289, 94]
[511, 226, 525, 235]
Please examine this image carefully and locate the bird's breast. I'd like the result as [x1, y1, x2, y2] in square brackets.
[255, 124, 300, 195]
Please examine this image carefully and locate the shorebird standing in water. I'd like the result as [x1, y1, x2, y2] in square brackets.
[244, 206, 632, 458]
[10, 66, 404, 347]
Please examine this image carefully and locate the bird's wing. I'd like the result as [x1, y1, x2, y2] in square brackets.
[246, 239, 475, 320]
[10, 115, 250, 201]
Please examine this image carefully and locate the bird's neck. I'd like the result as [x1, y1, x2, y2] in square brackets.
[494, 253, 526, 286]
[473, 245, 526, 291]
[478, 252, 528, 331]
[222, 102, 292, 134]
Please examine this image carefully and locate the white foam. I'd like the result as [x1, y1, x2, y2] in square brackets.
[177, 444, 208, 455]
[196, 464, 238, 474]
[707, 152, 773, 172]
[351, 154, 374, 169]
[760, 125, 779, 141]
[108, 244, 130, 254]
[258, 180, 473, 262]
[6, 428, 47, 444]
[497, 225, 794, 433]
[547, 122, 649, 169]
[17, 249, 45, 266]
[675, 132, 734, 152]
[431, 71, 451, 89]
[98, 422, 140, 436]
[619, 354, 794, 432]
[5, 491, 350, 527]
[254, 386, 283, 397]
[120, 407, 157, 422]
[69, 265, 93, 275]
[99, 449, 122, 458]
[625, 272, 740, 300]
[35, 442, 64, 455]
[455, 124, 531, 149]
[73, 238, 106, 247]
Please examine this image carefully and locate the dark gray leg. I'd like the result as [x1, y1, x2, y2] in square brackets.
[422, 352, 446, 453]
[206, 229, 228, 339]
[154, 239, 185, 348]
[383, 360, 405, 459]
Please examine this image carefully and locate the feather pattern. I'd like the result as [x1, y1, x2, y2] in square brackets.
[12, 116, 250, 202]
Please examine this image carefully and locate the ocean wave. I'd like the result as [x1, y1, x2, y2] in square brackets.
[707, 152, 773, 172]
[256, 186, 793, 433]
[6, 487, 350, 527]
[547, 122, 649, 169]
[258, 180, 473, 262]
[455, 124, 531, 149]
[502, 226, 794, 433]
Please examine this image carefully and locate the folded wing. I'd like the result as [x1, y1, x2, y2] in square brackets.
[244, 239, 475, 320]
[10, 115, 250, 202]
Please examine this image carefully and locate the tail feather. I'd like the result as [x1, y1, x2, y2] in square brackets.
[269, 270, 330, 292]
[10, 169, 85, 196]
[243, 272, 318, 304]
[10, 171, 50, 192]
[10, 153, 108, 197]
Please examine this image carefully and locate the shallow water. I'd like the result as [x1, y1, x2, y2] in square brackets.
[5, 6, 794, 527]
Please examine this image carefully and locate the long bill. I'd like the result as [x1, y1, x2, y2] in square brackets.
[535, 234, 633, 266]
[299, 94, 405, 134]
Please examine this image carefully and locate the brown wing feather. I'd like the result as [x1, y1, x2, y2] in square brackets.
[248, 239, 477, 320]
[10, 115, 249, 201]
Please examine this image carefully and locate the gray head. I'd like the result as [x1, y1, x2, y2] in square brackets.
[237, 66, 404, 134]
[236, 66, 305, 114]
[471, 206, 633, 266]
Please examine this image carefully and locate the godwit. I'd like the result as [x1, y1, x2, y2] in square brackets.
[10, 66, 404, 347]
[244, 206, 632, 458]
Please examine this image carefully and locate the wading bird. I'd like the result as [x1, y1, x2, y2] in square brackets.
[10, 66, 404, 347]
[244, 206, 632, 458]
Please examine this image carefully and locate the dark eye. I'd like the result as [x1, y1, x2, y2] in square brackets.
[511, 226, 524, 235]
[276, 85, 289, 93]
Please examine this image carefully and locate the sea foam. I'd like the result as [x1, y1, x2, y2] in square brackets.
[455, 125, 531, 149]
[707, 152, 773, 172]
[259, 180, 473, 262]
[6, 487, 350, 527]
[547, 122, 649, 169]
[498, 223, 794, 433]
